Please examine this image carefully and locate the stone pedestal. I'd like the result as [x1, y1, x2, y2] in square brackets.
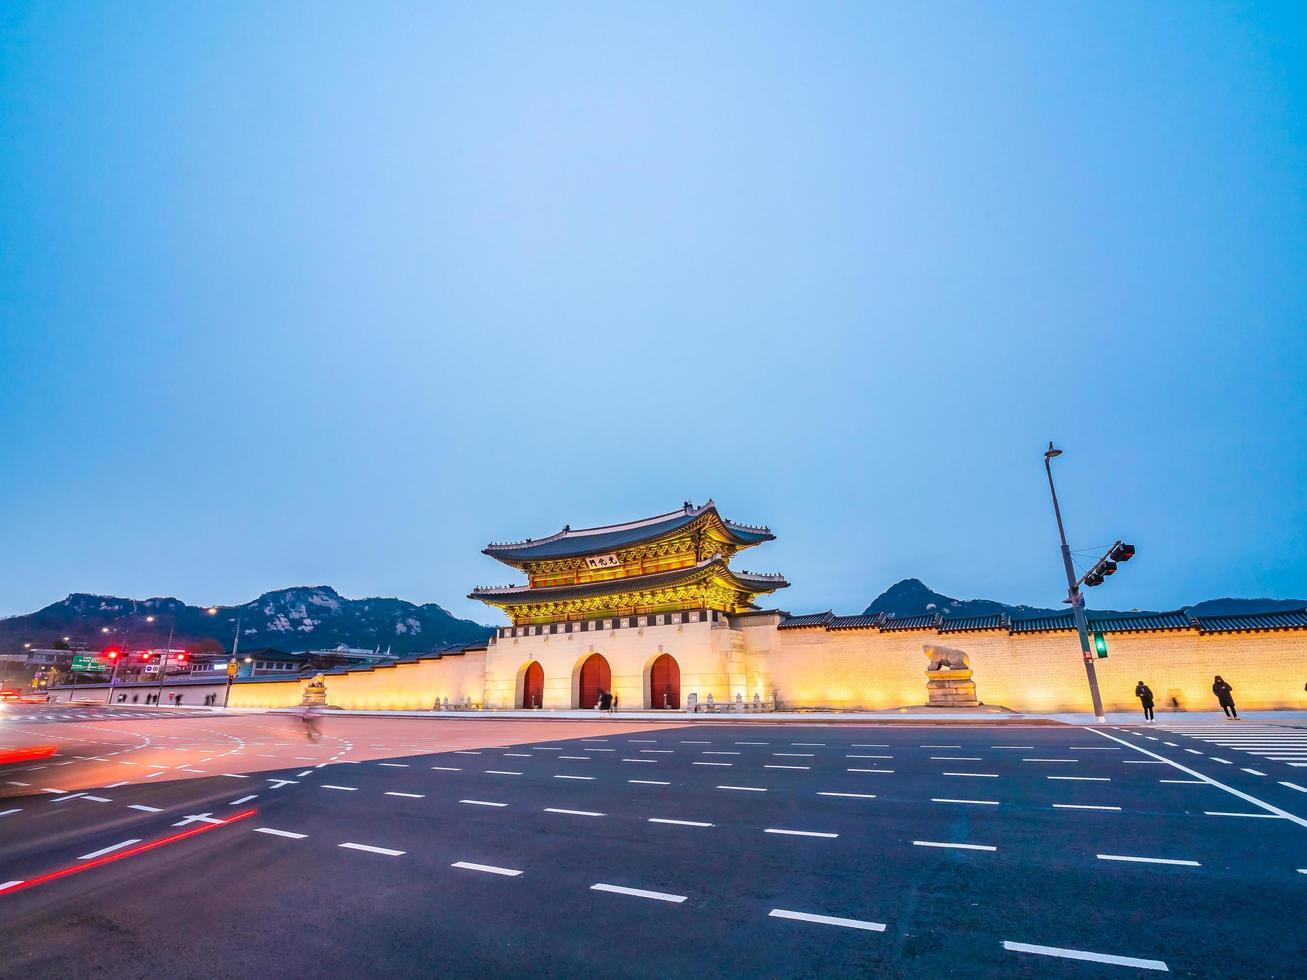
[925, 668, 980, 708]
[301, 673, 327, 706]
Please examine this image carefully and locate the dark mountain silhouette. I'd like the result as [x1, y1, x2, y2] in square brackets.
[0, 586, 492, 655]
[863, 578, 1306, 621]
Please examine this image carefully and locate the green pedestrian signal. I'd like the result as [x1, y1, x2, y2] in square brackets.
[1093, 632, 1108, 658]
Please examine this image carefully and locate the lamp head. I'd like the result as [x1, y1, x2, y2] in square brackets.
[1044, 441, 1063, 460]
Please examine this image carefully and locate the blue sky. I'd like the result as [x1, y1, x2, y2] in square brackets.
[1, 2, 1304, 623]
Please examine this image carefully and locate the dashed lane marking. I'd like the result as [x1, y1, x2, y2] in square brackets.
[765, 828, 838, 839]
[931, 756, 982, 761]
[773, 753, 815, 757]
[554, 775, 595, 781]
[321, 785, 357, 791]
[941, 772, 997, 778]
[818, 792, 876, 799]
[558, 756, 590, 760]
[1048, 776, 1110, 782]
[1097, 854, 1200, 867]
[431, 766, 462, 772]
[693, 762, 732, 767]
[78, 839, 142, 860]
[1052, 804, 1121, 811]
[769, 909, 885, 932]
[0, 881, 24, 892]
[649, 818, 713, 828]
[717, 785, 766, 792]
[386, 792, 426, 799]
[1203, 811, 1284, 819]
[128, 804, 162, 812]
[921, 745, 961, 748]
[1002, 940, 1167, 972]
[1159, 779, 1207, 785]
[1242, 768, 1267, 776]
[848, 768, 895, 774]
[339, 842, 405, 857]
[460, 800, 507, 807]
[379, 762, 411, 767]
[1022, 759, 1077, 764]
[765, 765, 810, 770]
[228, 795, 258, 805]
[622, 759, 657, 764]
[591, 883, 685, 903]
[629, 780, 670, 786]
[297, 771, 313, 777]
[452, 861, 521, 876]
[913, 840, 995, 851]
[0, 809, 20, 818]
[932, 798, 999, 806]
[484, 771, 523, 776]
[1280, 782, 1307, 793]
[255, 828, 306, 839]
[545, 808, 604, 817]
[848, 755, 893, 759]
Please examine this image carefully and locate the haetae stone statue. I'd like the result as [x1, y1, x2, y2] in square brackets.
[922, 645, 980, 707]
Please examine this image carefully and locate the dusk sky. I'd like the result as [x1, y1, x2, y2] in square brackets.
[2, 2, 1304, 624]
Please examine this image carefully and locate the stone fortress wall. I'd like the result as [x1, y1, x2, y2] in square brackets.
[228, 616, 1307, 713]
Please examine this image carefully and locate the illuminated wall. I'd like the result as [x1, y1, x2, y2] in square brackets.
[229, 651, 487, 710]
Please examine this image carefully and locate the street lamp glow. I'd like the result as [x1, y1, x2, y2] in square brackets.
[101, 627, 110, 634]
[146, 615, 155, 623]
[207, 607, 218, 615]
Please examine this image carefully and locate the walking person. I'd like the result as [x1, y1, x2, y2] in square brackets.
[1134, 681, 1155, 722]
[1212, 675, 1237, 719]
[598, 688, 613, 713]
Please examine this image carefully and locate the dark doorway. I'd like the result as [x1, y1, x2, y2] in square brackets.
[578, 653, 611, 709]
[522, 661, 544, 709]
[650, 653, 680, 709]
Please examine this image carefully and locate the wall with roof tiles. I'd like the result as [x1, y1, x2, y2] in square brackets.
[740, 623, 1307, 712]
[228, 652, 487, 710]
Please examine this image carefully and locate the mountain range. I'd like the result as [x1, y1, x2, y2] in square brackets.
[0, 587, 492, 656]
[862, 578, 1306, 620]
[3, 579, 1303, 656]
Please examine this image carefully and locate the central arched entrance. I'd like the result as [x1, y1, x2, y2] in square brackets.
[578, 653, 611, 709]
[650, 653, 680, 709]
[521, 661, 544, 709]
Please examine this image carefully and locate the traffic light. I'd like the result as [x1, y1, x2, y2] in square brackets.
[1093, 632, 1108, 658]
[1110, 542, 1135, 563]
[175, 653, 187, 663]
[104, 647, 122, 660]
[1082, 540, 1136, 588]
[140, 652, 152, 661]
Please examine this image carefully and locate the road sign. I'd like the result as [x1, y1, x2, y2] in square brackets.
[227, 660, 239, 677]
[71, 655, 108, 672]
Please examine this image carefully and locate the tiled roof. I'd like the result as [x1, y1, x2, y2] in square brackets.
[1009, 613, 1076, 634]
[937, 614, 1006, 633]
[778, 612, 834, 630]
[482, 501, 773, 560]
[878, 614, 940, 632]
[1194, 608, 1307, 633]
[471, 557, 787, 604]
[827, 614, 885, 631]
[1092, 611, 1193, 633]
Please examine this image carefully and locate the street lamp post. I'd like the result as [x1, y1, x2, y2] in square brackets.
[1043, 443, 1106, 723]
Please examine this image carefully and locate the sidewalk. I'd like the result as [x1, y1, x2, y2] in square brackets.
[248, 707, 1307, 726]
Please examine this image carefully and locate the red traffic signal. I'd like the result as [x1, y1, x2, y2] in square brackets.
[175, 653, 187, 663]
[140, 652, 152, 661]
[1110, 542, 1136, 563]
[104, 647, 123, 660]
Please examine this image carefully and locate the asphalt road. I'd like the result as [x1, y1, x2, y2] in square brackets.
[1, 711, 1304, 978]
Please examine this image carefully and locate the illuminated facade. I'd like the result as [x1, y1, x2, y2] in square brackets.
[227, 501, 1307, 714]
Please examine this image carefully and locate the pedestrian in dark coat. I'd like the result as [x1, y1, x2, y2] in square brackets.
[1212, 676, 1237, 719]
[598, 689, 613, 712]
[1134, 681, 1155, 722]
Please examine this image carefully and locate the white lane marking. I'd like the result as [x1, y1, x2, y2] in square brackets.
[0, 809, 20, 818]
[453, 751, 482, 755]
[622, 759, 657, 764]
[50, 792, 87, 804]
[0, 881, 24, 892]
[297, 770, 313, 777]
[847, 755, 893, 759]
[791, 743, 826, 747]
[545, 808, 604, 817]
[485, 771, 523, 776]
[941, 772, 997, 778]
[1241, 768, 1267, 776]
[554, 775, 595, 781]
[766, 765, 811, 770]
[847, 768, 894, 774]
[503, 754, 531, 759]
[765, 828, 838, 838]
[1002, 940, 1167, 972]
[1211, 758, 1232, 765]
[1048, 776, 1110, 782]
[1053, 804, 1121, 811]
[1097, 854, 1200, 867]
[1087, 728, 1307, 829]
[1123, 760, 1165, 764]
[735, 741, 768, 745]
[1279, 782, 1307, 793]
[379, 762, 411, 767]
[931, 756, 982, 761]
[228, 794, 258, 805]
[913, 840, 996, 851]
[460, 799, 507, 807]
[452, 861, 521, 876]
[932, 798, 999, 806]
[693, 762, 732, 767]
[1159, 779, 1207, 785]
[773, 753, 815, 757]
[591, 883, 685, 903]
[628, 739, 657, 743]
[649, 818, 713, 827]
[703, 751, 740, 756]
[680, 741, 711, 745]
[853, 744, 889, 748]
[78, 839, 142, 860]
[385, 792, 426, 799]
[990, 745, 1034, 749]
[82, 795, 111, 803]
[220, 773, 250, 779]
[639, 750, 673, 754]
[1070, 747, 1120, 750]
[818, 791, 876, 799]
[629, 780, 670, 785]
[769, 908, 885, 932]
[1203, 811, 1284, 819]
[128, 804, 162, 812]
[1184, 749, 1204, 755]
[921, 744, 961, 748]
[321, 785, 357, 791]
[585, 748, 616, 752]
[255, 828, 306, 839]
[532, 746, 563, 751]
[718, 785, 767, 792]
[339, 842, 405, 856]
[1022, 758, 1077, 763]
[558, 756, 591, 760]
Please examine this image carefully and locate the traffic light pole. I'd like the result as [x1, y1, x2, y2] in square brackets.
[1044, 451, 1107, 723]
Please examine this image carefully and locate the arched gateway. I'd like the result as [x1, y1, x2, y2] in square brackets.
[650, 653, 680, 709]
[521, 661, 544, 709]
[578, 653, 611, 709]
